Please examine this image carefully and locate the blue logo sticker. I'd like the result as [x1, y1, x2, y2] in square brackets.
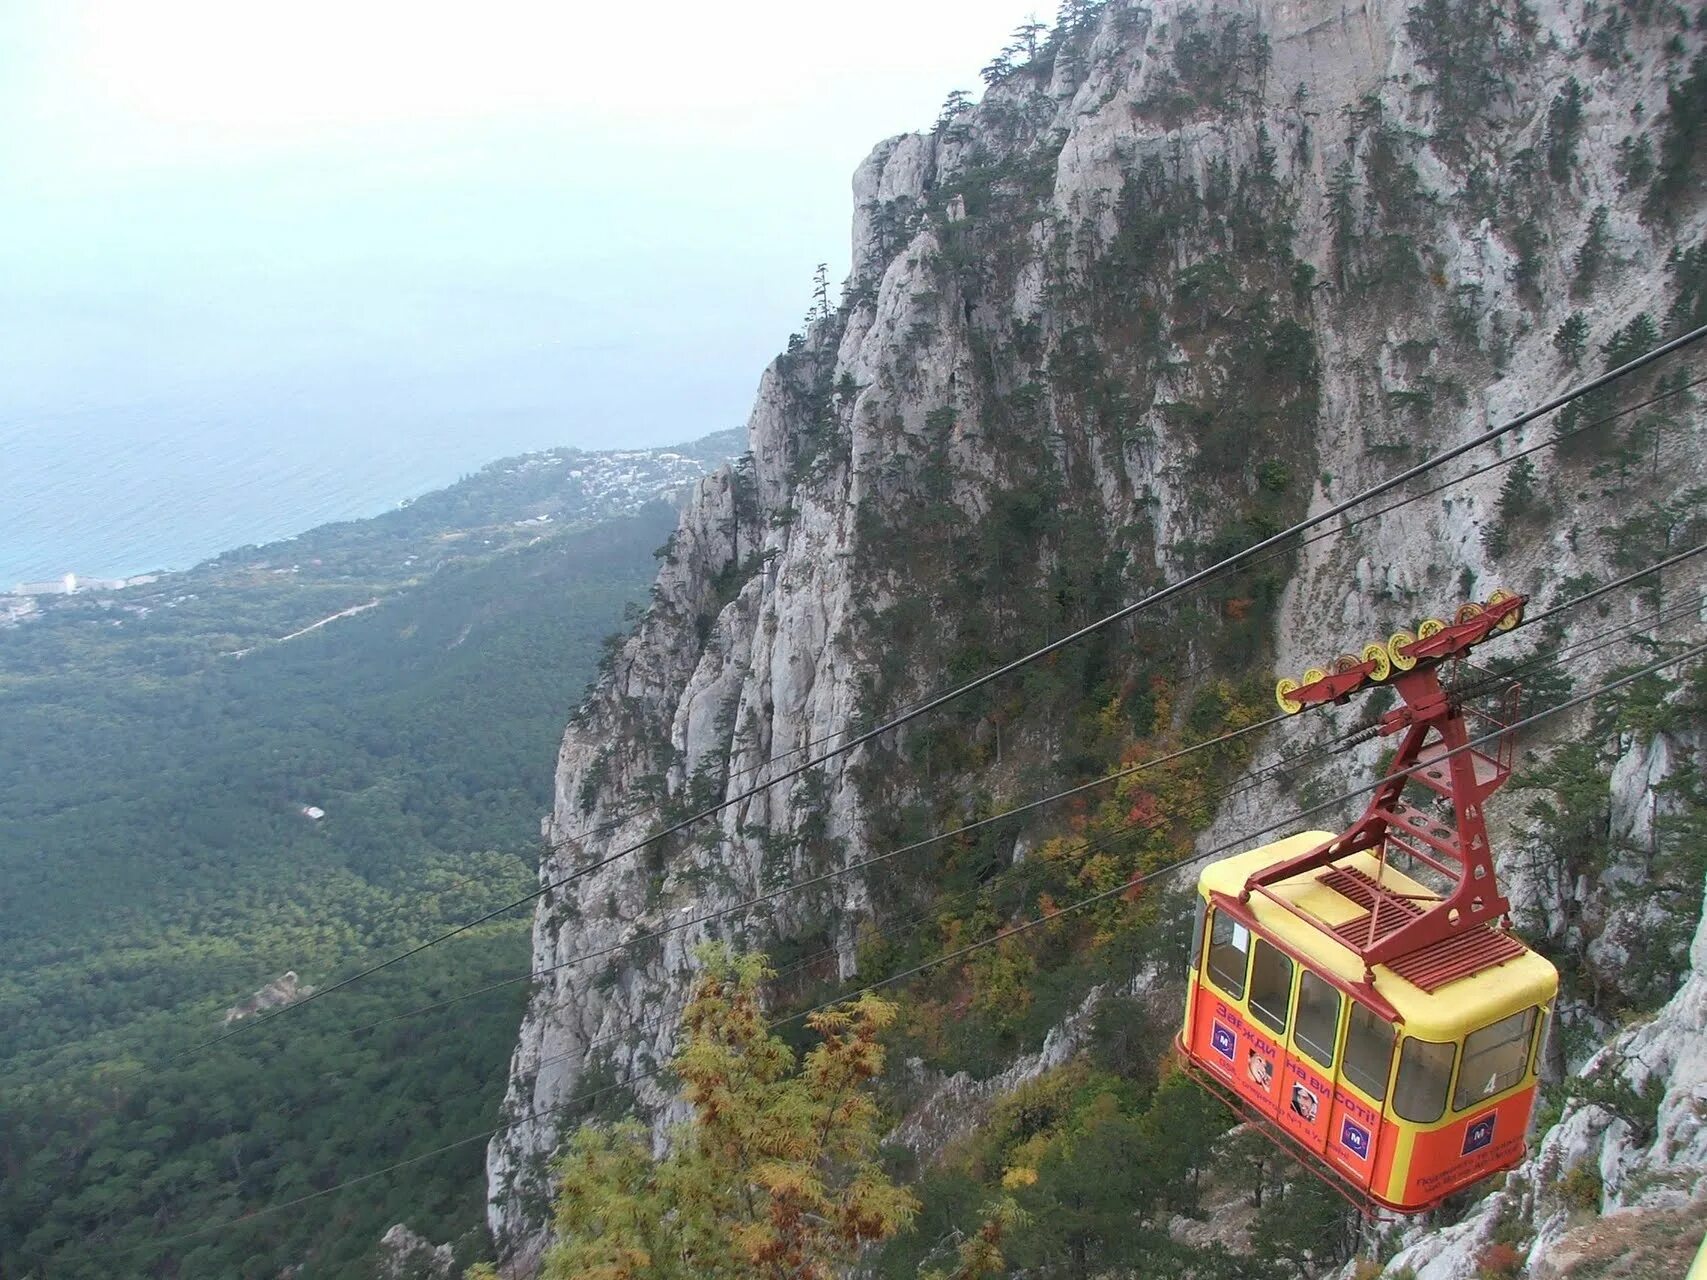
[1211, 1021, 1237, 1062]
[1462, 1113, 1496, 1155]
[1340, 1118, 1371, 1161]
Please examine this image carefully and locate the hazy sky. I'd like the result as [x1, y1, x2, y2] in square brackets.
[1, 0, 1046, 455]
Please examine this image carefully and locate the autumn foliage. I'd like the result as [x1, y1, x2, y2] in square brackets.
[540, 947, 917, 1280]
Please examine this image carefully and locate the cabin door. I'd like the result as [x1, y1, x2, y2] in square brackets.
[1318, 1000, 1395, 1194]
[1240, 936, 1293, 1121]
[1275, 967, 1338, 1157]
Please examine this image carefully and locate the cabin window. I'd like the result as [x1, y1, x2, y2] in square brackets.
[1206, 911, 1250, 999]
[1293, 969, 1342, 1068]
[1190, 900, 1207, 978]
[1454, 1007, 1539, 1112]
[1249, 938, 1294, 1034]
[1343, 1002, 1395, 1101]
[1394, 1037, 1457, 1124]
[1530, 1007, 1551, 1077]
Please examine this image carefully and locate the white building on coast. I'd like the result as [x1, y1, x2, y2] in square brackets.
[14, 573, 78, 596]
[12, 572, 152, 596]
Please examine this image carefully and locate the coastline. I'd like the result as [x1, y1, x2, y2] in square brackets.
[1, 429, 742, 594]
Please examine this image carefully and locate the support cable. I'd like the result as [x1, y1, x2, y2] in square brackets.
[113, 641, 1706, 1261]
[175, 325, 1707, 1057]
[322, 714, 1285, 1040]
[1271, 374, 1707, 571]
[220, 583, 1707, 1142]
[559, 369, 1702, 861]
[175, 547, 1707, 1064]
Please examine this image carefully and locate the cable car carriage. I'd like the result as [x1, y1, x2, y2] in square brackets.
[1178, 592, 1559, 1213]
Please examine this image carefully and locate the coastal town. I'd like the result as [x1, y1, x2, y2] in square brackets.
[2, 571, 162, 622]
[0, 435, 739, 632]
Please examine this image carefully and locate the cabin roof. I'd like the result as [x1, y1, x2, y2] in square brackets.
[1198, 831, 1558, 1041]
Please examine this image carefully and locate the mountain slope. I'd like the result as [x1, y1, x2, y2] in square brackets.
[492, 1, 1707, 1272]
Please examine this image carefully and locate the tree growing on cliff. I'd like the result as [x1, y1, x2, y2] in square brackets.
[922, 1198, 1026, 1280]
[811, 262, 831, 319]
[935, 89, 971, 133]
[536, 947, 917, 1280]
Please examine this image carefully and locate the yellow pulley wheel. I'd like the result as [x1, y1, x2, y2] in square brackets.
[1388, 629, 1418, 671]
[1487, 587, 1522, 631]
[1455, 601, 1484, 624]
[1362, 641, 1392, 682]
[1417, 617, 1446, 640]
[1302, 666, 1328, 688]
[1333, 652, 1362, 674]
[1276, 677, 1303, 715]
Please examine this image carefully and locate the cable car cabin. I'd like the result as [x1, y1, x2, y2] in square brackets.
[1181, 834, 1557, 1212]
[1176, 593, 1560, 1213]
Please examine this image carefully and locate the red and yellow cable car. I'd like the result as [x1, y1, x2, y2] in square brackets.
[1178, 592, 1559, 1213]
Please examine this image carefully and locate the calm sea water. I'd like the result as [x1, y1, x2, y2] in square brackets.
[0, 376, 678, 589]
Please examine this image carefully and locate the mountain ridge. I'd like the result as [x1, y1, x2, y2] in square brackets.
[489, 1, 1706, 1275]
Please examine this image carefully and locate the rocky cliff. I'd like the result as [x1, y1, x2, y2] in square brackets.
[487, 0, 1707, 1271]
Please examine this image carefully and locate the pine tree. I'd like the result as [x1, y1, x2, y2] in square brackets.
[811, 263, 831, 319]
[1553, 312, 1589, 366]
[538, 948, 917, 1280]
[922, 1198, 1025, 1280]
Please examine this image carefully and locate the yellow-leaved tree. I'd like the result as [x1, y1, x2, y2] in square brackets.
[537, 946, 918, 1280]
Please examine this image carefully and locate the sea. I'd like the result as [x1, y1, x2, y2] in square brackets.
[0, 382, 676, 590]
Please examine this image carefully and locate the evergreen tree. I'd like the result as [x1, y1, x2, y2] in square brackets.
[921, 1198, 1025, 1280]
[539, 948, 916, 1280]
[1553, 312, 1589, 366]
[1006, 20, 1047, 61]
[812, 263, 831, 319]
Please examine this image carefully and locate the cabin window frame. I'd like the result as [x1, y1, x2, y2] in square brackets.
[1452, 1006, 1540, 1113]
[1393, 1036, 1458, 1124]
[1342, 1000, 1396, 1102]
[1204, 894, 1400, 1020]
[1190, 899, 1208, 979]
[1205, 908, 1251, 1001]
[1529, 1005, 1551, 1078]
[1248, 937, 1295, 1035]
[1292, 967, 1343, 1069]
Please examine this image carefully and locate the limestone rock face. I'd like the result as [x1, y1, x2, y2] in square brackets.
[222, 971, 310, 1025]
[376, 1224, 454, 1280]
[487, 0, 1707, 1266]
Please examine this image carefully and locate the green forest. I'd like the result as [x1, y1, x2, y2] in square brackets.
[0, 439, 730, 1278]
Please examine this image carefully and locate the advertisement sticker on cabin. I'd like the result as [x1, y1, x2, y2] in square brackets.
[1462, 1112, 1497, 1156]
[1340, 1118, 1371, 1161]
[1211, 1021, 1237, 1063]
